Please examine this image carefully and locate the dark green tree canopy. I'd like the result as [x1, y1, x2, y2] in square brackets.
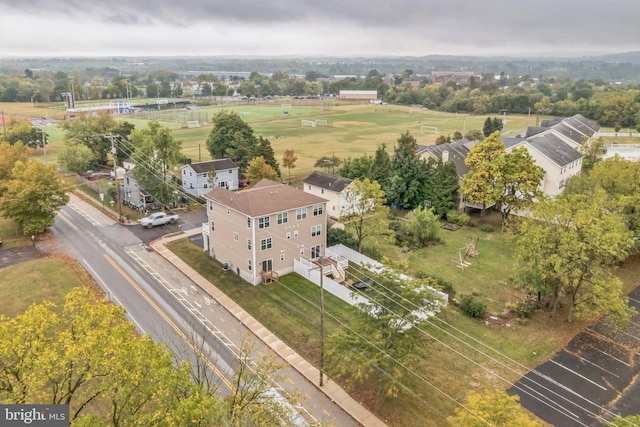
[206, 110, 257, 170]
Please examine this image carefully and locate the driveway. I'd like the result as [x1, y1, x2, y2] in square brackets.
[509, 286, 640, 426]
[0, 245, 43, 268]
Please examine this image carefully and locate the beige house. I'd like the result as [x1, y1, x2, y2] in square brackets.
[202, 179, 328, 285]
[302, 171, 354, 219]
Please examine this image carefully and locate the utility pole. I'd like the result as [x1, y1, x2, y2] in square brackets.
[319, 254, 325, 387]
[110, 134, 123, 221]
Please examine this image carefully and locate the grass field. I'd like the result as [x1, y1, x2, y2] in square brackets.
[1, 101, 547, 176]
[0, 256, 93, 317]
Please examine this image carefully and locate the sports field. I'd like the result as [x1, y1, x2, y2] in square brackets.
[0, 101, 544, 177]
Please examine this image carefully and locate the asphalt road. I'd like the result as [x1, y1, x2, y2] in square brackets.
[45, 194, 357, 427]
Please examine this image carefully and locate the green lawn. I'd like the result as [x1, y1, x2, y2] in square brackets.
[0, 216, 32, 248]
[0, 257, 91, 317]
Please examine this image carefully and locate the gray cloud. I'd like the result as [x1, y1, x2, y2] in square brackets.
[1, 0, 639, 56]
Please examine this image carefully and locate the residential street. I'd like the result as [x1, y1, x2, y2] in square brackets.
[40, 193, 364, 427]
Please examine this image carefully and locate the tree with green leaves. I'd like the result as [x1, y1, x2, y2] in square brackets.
[57, 143, 97, 174]
[482, 117, 494, 137]
[206, 110, 257, 172]
[59, 112, 134, 164]
[314, 155, 341, 174]
[254, 136, 280, 177]
[281, 149, 298, 178]
[130, 121, 182, 206]
[0, 141, 30, 184]
[423, 157, 459, 217]
[404, 205, 440, 246]
[464, 128, 485, 141]
[245, 157, 279, 184]
[608, 415, 640, 427]
[386, 132, 427, 209]
[494, 146, 544, 223]
[340, 178, 394, 252]
[2, 117, 46, 149]
[515, 189, 635, 324]
[448, 389, 542, 427]
[461, 131, 504, 216]
[370, 143, 391, 188]
[327, 270, 440, 397]
[338, 155, 374, 180]
[579, 136, 606, 171]
[0, 160, 69, 235]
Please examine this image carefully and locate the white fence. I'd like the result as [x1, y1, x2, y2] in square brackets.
[294, 258, 368, 307]
[603, 143, 640, 161]
[599, 132, 640, 137]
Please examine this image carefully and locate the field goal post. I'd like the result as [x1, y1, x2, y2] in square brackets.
[420, 126, 438, 134]
[282, 103, 292, 109]
[409, 109, 421, 115]
[301, 120, 316, 127]
[314, 119, 329, 127]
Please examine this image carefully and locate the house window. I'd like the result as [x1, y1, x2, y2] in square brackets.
[311, 245, 321, 259]
[300, 247, 304, 256]
[233, 232, 239, 242]
[248, 259, 252, 271]
[277, 212, 288, 224]
[321, 189, 324, 194]
[311, 225, 321, 237]
[211, 221, 215, 231]
[126, 177, 130, 185]
[559, 179, 565, 189]
[189, 172, 192, 177]
[229, 169, 232, 173]
[308, 185, 311, 190]
[227, 208, 230, 215]
[296, 208, 307, 220]
[294, 230, 299, 238]
[260, 238, 272, 251]
[247, 239, 252, 250]
[247, 217, 251, 228]
[258, 216, 270, 229]
[204, 183, 208, 188]
[209, 201, 213, 211]
[280, 254, 285, 262]
[286, 232, 291, 239]
[313, 204, 323, 216]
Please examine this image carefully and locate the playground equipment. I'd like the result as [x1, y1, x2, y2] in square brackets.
[451, 237, 479, 270]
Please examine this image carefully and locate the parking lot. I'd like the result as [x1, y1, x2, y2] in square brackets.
[509, 286, 640, 426]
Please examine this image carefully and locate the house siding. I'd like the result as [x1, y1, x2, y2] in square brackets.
[205, 183, 327, 285]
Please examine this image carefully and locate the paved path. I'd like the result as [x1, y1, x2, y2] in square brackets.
[151, 228, 388, 427]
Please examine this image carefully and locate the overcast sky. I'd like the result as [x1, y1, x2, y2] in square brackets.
[1, 0, 639, 58]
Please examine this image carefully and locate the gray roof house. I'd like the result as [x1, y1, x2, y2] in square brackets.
[181, 159, 239, 197]
[303, 171, 354, 219]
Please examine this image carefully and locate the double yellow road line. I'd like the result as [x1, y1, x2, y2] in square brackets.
[104, 254, 234, 391]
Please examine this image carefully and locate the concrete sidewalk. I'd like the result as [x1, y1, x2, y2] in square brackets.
[151, 228, 388, 427]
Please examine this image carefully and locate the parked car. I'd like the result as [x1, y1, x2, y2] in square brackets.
[138, 212, 179, 228]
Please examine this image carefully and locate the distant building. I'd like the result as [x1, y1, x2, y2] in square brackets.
[431, 71, 479, 85]
[339, 90, 378, 101]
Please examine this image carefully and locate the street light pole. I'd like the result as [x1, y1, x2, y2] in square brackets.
[110, 134, 123, 221]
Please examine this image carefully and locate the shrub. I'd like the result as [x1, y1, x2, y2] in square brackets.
[446, 210, 471, 227]
[460, 294, 486, 318]
[327, 227, 358, 249]
[480, 224, 494, 232]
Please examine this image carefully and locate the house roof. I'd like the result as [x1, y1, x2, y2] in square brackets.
[417, 138, 478, 176]
[205, 179, 327, 217]
[183, 158, 238, 174]
[526, 114, 600, 143]
[303, 171, 353, 192]
[501, 137, 527, 150]
[526, 133, 583, 166]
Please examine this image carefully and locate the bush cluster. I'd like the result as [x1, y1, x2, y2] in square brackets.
[446, 210, 471, 227]
[459, 294, 487, 318]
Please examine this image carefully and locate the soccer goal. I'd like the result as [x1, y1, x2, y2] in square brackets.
[314, 119, 328, 127]
[301, 120, 316, 127]
[282, 104, 292, 109]
[420, 126, 438, 134]
[409, 109, 421, 115]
